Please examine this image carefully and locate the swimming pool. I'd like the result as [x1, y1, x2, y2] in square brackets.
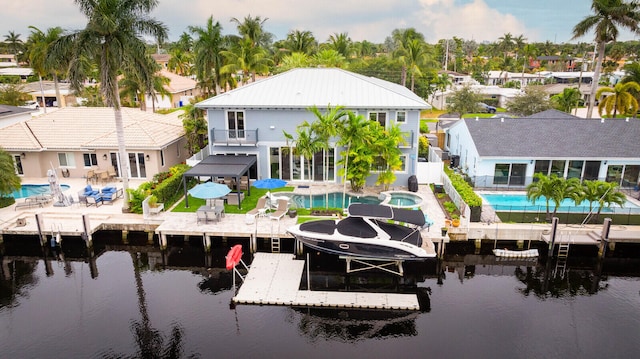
[11, 184, 70, 199]
[380, 191, 424, 208]
[481, 193, 640, 213]
[282, 192, 380, 209]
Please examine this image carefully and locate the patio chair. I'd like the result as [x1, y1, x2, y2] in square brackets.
[196, 210, 208, 225]
[270, 199, 288, 220]
[107, 166, 117, 180]
[247, 197, 268, 217]
[86, 170, 96, 184]
[238, 176, 249, 191]
[86, 195, 103, 207]
[99, 171, 110, 185]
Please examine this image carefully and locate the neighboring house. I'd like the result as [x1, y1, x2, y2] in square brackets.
[441, 70, 473, 86]
[0, 105, 34, 128]
[151, 53, 170, 70]
[0, 107, 188, 179]
[144, 69, 200, 109]
[444, 109, 640, 189]
[533, 55, 577, 72]
[486, 71, 544, 87]
[432, 84, 520, 109]
[0, 54, 18, 67]
[0, 67, 33, 80]
[21, 80, 78, 108]
[195, 68, 431, 187]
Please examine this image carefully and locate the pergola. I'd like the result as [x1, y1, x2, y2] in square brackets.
[182, 155, 256, 209]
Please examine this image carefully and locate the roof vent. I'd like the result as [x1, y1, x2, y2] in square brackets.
[500, 118, 504, 122]
[626, 117, 629, 122]
[601, 118, 605, 123]
[475, 116, 479, 121]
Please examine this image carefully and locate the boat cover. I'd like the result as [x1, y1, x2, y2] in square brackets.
[299, 220, 337, 234]
[348, 203, 426, 227]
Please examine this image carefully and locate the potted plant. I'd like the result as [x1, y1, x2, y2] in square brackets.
[441, 227, 448, 236]
[452, 215, 460, 227]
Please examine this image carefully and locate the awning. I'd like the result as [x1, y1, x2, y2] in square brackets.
[182, 154, 257, 209]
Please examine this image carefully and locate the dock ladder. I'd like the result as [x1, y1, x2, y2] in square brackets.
[269, 217, 282, 253]
[554, 234, 571, 278]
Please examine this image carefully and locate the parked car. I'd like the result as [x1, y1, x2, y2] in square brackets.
[478, 102, 496, 113]
[20, 100, 40, 110]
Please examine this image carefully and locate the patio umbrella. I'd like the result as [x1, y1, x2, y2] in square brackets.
[252, 178, 287, 189]
[188, 182, 231, 199]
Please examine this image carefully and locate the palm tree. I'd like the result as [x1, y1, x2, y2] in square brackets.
[220, 37, 272, 84]
[374, 124, 406, 191]
[527, 174, 581, 221]
[595, 81, 640, 117]
[230, 15, 273, 49]
[26, 26, 65, 113]
[283, 30, 317, 54]
[167, 48, 192, 76]
[3, 31, 23, 66]
[312, 49, 346, 68]
[284, 124, 320, 206]
[50, 0, 168, 211]
[337, 111, 369, 206]
[279, 52, 311, 71]
[572, 0, 640, 118]
[397, 39, 431, 91]
[595, 181, 626, 219]
[326, 32, 352, 58]
[391, 28, 425, 87]
[309, 105, 346, 207]
[180, 101, 208, 155]
[0, 148, 21, 199]
[552, 87, 583, 113]
[497, 33, 514, 60]
[190, 16, 226, 97]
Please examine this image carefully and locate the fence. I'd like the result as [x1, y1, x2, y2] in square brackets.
[470, 175, 638, 191]
[480, 204, 640, 225]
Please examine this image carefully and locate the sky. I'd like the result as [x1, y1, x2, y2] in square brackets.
[2, 0, 639, 45]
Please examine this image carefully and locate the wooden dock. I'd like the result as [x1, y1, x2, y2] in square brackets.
[232, 253, 420, 310]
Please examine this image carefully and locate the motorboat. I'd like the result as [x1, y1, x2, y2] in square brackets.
[287, 203, 435, 261]
[492, 248, 539, 258]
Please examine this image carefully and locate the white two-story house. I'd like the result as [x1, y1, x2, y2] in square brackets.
[196, 68, 431, 187]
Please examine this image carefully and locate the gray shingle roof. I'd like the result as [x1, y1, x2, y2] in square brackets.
[196, 68, 430, 110]
[464, 116, 640, 158]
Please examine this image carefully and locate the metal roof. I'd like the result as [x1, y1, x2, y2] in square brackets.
[196, 68, 431, 110]
[463, 116, 640, 158]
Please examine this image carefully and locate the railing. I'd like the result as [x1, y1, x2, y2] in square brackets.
[399, 130, 414, 148]
[186, 145, 210, 166]
[210, 129, 258, 146]
[480, 204, 640, 225]
[469, 175, 636, 191]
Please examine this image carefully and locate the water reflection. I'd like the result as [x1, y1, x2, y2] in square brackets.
[291, 307, 420, 342]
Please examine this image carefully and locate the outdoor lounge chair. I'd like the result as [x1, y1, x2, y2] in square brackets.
[270, 199, 288, 220]
[247, 197, 268, 217]
[86, 195, 103, 207]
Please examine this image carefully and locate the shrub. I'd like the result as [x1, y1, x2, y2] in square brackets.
[127, 163, 193, 214]
[443, 166, 482, 207]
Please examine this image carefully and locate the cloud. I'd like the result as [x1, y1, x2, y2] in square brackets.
[417, 0, 535, 42]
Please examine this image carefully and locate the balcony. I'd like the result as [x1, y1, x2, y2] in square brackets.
[210, 129, 258, 146]
[399, 130, 414, 148]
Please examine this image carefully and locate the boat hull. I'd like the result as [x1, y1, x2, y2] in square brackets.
[292, 234, 432, 261]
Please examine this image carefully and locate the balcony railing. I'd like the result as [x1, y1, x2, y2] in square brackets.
[210, 129, 258, 146]
[399, 130, 414, 148]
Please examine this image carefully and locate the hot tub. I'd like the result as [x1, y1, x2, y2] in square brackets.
[379, 190, 424, 209]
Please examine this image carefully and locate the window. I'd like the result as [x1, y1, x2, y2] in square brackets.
[567, 160, 583, 179]
[176, 143, 180, 157]
[160, 149, 165, 167]
[369, 112, 387, 127]
[83, 153, 98, 167]
[227, 111, 245, 138]
[493, 164, 510, 184]
[13, 154, 23, 175]
[396, 111, 406, 123]
[58, 153, 76, 167]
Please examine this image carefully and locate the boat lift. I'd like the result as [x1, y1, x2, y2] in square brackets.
[339, 256, 405, 277]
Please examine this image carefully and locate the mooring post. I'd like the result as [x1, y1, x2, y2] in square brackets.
[147, 231, 154, 245]
[598, 218, 612, 259]
[203, 234, 211, 253]
[249, 234, 257, 254]
[82, 214, 92, 248]
[159, 232, 167, 250]
[35, 213, 46, 247]
[516, 240, 524, 249]
[547, 217, 559, 258]
[88, 246, 99, 279]
[122, 230, 129, 244]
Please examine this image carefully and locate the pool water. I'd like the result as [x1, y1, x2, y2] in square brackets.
[11, 184, 71, 199]
[481, 193, 640, 213]
[381, 191, 423, 208]
[285, 192, 380, 209]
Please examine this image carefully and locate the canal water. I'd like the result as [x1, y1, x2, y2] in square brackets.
[1, 236, 639, 358]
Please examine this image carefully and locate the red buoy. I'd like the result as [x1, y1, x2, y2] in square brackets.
[225, 244, 243, 270]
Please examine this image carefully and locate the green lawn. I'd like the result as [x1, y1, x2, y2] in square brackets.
[171, 186, 294, 214]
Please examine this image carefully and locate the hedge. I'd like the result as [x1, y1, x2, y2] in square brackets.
[127, 163, 194, 214]
[443, 166, 482, 207]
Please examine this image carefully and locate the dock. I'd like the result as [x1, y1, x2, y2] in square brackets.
[232, 253, 421, 310]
